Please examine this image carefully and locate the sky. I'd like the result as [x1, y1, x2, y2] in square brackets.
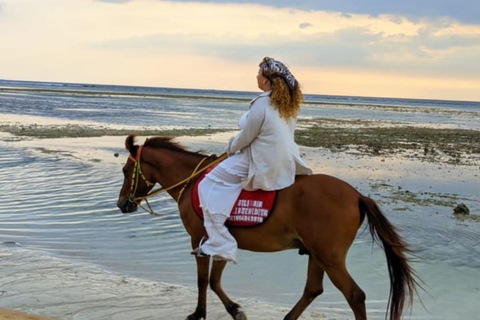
[1, 0, 479, 101]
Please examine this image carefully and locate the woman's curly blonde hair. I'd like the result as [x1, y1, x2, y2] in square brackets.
[260, 58, 303, 119]
[268, 75, 303, 119]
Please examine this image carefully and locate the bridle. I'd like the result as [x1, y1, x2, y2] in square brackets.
[127, 145, 156, 214]
[126, 145, 227, 215]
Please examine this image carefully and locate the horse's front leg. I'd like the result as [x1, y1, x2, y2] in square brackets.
[210, 260, 247, 320]
[187, 256, 210, 320]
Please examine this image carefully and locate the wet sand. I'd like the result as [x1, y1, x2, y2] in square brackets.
[0, 309, 60, 320]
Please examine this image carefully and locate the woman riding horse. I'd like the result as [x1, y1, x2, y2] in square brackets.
[194, 57, 311, 263]
[117, 58, 420, 320]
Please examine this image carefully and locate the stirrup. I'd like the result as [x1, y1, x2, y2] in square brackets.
[191, 236, 209, 257]
[191, 246, 209, 257]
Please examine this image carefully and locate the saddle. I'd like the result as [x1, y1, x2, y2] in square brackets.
[191, 168, 277, 227]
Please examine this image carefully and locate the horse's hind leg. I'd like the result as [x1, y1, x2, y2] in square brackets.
[284, 256, 325, 320]
[210, 260, 247, 320]
[324, 262, 366, 320]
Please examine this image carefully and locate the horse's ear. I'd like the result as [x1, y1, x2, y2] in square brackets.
[125, 134, 138, 157]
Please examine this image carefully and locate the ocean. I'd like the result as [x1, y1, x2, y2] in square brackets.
[0, 80, 479, 320]
[1, 79, 479, 131]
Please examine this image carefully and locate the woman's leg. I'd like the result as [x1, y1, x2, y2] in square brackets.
[201, 206, 238, 262]
[197, 178, 240, 263]
[196, 153, 249, 263]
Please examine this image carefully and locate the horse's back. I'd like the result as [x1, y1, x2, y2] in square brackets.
[292, 173, 362, 205]
[280, 173, 363, 248]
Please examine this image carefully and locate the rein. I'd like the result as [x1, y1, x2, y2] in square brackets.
[128, 145, 227, 214]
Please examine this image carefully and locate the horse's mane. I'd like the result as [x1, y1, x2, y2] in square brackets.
[145, 136, 200, 155]
[125, 134, 209, 158]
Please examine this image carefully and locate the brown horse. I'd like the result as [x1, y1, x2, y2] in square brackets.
[117, 134, 419, 320]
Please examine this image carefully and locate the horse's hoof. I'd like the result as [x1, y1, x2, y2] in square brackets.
[186, 314, 205, 320]
[235, 310, 247, 320]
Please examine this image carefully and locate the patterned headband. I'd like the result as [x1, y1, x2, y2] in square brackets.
[259, 57, 297, 91]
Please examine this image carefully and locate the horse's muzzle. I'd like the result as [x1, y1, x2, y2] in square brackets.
[117, 197, 138, 213]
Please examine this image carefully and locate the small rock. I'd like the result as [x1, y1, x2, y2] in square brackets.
[114, 153, 119, 157]
[453, 203, 470, 216]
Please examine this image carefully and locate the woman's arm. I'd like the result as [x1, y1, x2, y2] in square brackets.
[226, 99, 266, 155]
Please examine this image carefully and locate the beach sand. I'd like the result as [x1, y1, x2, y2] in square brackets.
[0, 309, 60, 320]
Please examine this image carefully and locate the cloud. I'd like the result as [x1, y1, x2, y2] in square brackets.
[299, 22, 312, 29]
[65, 1, 480, 79]
[93, 16, 480, 79]
[94, 0, 132, 3]
[163, 0, 480, 24]
[417, 24, 480, 51]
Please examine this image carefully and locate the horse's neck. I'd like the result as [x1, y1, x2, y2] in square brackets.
[147, 148, 204, 199]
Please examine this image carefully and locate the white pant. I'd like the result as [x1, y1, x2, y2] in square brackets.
[197, 152, 249, 263]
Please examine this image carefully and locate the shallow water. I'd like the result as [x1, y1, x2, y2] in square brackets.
[1, 138, 479, 320]
[0, 83, 479, 319]
[1, 81, 480, 131]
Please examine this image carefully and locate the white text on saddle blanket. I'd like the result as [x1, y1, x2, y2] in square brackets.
[230, 200, 268, 223]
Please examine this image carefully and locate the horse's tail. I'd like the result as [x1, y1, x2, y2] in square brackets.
[359, 195, 419, 320]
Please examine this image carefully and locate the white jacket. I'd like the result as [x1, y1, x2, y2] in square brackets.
[226, 91, 312, 191]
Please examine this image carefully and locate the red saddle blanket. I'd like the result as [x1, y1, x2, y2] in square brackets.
[192, 169, 277, 227]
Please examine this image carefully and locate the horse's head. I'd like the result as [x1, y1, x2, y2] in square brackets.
[117, 134, 156, 213]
